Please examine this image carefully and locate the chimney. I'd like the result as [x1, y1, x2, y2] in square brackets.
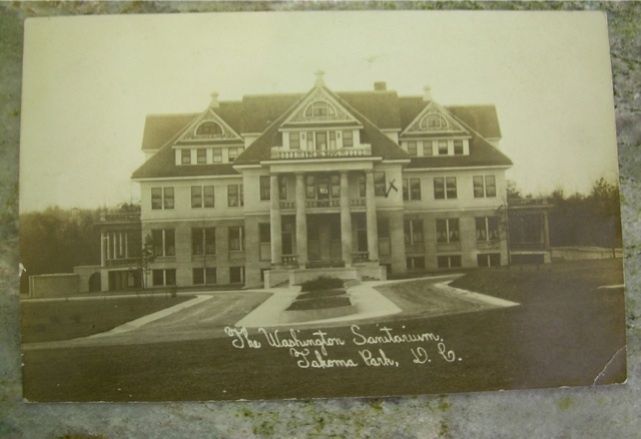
[314, 70, 326, 87]
[423, 85, 432, 102]
[210, 91, 219, 109]
[374, 81, 387, 91]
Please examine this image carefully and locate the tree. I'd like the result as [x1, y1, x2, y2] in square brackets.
[138, 232, 156, 290]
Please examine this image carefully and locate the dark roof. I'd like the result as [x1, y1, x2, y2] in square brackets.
[406, 130, 512, 168]
[141, 114, 197, 151]
[241, 94, 301, 133]
[338, 91, 401, 129]
[398, 96, 502, 139]
[132, 139, 238, 179]
[234, 86, 408, 165]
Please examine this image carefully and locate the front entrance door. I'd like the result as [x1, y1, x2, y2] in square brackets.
[307, 214, 341, 265]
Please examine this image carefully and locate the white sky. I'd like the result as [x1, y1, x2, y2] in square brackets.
[20, 11, 619, 212]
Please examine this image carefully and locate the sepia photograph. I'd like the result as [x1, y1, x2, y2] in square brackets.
[19, 11, 625, 402]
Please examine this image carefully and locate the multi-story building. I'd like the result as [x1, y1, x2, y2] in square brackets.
[130, 74, 514, 288]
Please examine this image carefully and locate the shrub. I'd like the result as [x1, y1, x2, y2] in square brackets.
[286, 296, 351, 310]
[300, 276, 344, 292]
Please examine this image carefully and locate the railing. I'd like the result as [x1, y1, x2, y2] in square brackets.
[105, 257, 139, 267]
[307, 259, 345, 269]
[510, 241, 546, 251]
[270, 144, 372, 160]
[352, 252, 369, 262]
[350, 198, 366, 207]
[282, 255, 298, 266]
[306, 199, 340, 208]
[279, 200, 295, 209]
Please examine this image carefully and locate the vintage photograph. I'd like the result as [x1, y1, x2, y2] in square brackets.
[19, 11, 625, 401]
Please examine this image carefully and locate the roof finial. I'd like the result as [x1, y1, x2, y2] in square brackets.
[210, 91, 219, 108]
[423, 85, 432, 102]
[314, 70, 325, 87]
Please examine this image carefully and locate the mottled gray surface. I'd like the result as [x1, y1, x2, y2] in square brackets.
[1, 2, 640, 438]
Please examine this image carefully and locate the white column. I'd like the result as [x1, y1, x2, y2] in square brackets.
[365, 170, 379, 261]
[100, 232, 105, 266]
[270, 174, 282, 265]
[295, 173, 308, 267]
[340, 171, 353, 267]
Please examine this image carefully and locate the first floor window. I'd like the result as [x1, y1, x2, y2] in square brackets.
[279, 176, 288, 200]
[192, 227, 216, 255]
[229, 226, 244, 251]
[260, 176, 270, 201]
[374, 172, 386, 196]
[227, 184, 243, 207]
[230, 266, 244, 284]
[436, 218, 460, 243]
[476, 216, 500, 241]
[151, 228, 175, 256]
[478, 253, 501, 267]
[193, 267, 217, 285]
[152, 268, 176, 286]
[404, 218, 424, 245]
[407, 256, 426, 270]
[437, 255, 462, 269]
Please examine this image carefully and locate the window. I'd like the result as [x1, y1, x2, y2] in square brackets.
[437, 140, 448, 155]
[230, 266, 245, 284]
[305, 101, 335, 118]
[151, 228, 175, 257]
[478, 253, 501, 267]
[152, 269, 175, 286]
[259, 223, 270, 261]
[193, 268, 204, 285]
[342, 130, 354, 147]
[260, 176, 270, 201]
[437, 255, 462, 269]
[229, 226, 244, 251]
[228, 147, 242, 162]
[151, 187, 162, 210]
[374, 172, 386, 196]
[203, 186, 215, 207]
[436, 218, 460, 243]
[404, 219, 424, 245]
[422, 141, 433, 157]
[193, 267, 217, 285]
[196, 121, 223, 136]
[476, 216, 500, 241]
[473, 175, 497, 198]
[306, 175, 315, 199]
[403, 178, 421, 201]
[191, 186, 202, 208]
[289, 132, 300, 149]
[315, 131, 327, 151]
[181, 149, 191, 165]
[228, 184, 243, 207]
[420, 114, 447, 130]
[212, 148, 223, 163]
[357, 174, 366, 198]
[329, 131, 336, 149]
[434, 177, 457, 200]
[407, 141, 417, 156]
[197, 148, 207, 164]
[453, 140, 464, 155]
[330, 174, 340, 198]
[151, 187, 174, 209]
[279, 176, 288, 200]
[378, 218, 390, 257]
[407, 257, 426, 270]
[192, 227, 215, 255]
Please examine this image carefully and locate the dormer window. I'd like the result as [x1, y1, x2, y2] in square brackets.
[196, 121, 223, 137]
[305, 101, 336, 119]
[420, 114, 448, 130]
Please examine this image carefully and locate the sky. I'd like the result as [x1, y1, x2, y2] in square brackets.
[19, 11, 619, 212]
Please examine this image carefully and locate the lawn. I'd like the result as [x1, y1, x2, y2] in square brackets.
[22, 259, 626, 401]
[21, 295, 193, 343]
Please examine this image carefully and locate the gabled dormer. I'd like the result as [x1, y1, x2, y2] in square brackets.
[173, 93, 245, 166]
[400, 87, 472, 158]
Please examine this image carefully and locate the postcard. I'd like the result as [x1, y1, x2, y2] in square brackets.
[19, 11, 625, 401]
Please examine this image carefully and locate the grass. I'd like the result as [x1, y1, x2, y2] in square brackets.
[21, 259, 626, 401]
[21, 295, 192, 343]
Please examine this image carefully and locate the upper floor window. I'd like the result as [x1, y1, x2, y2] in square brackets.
[436, 218, 460, 243]
[228, 147, 243, 162]
[196, 148, 207, 164]
[404, 218, 424, 245]
[289, 132, 300, 149]
[453, 140, 464, 155]
[407, 141, 417, 156]
[437, 140, 448, 155]
[374, 172, 386, 197]
[191, 185, 215, 208]
[476, 216, 500, 241]
[342, 130, 354, 147]
[473, 175, 497, 198]
[181, 149, 191, 165]
[403, 178, 421, 201]
[151, 187, 174, 210]
[151, 228, 175, 257]
[227, 184, 244, 207]
[260, 176, 270, 201]
[420, 114, 448, 130]
[433, 177, 457, 200]
[212, 148, 223, 163]
[196, 121, 223, 137]
[229, 226, 244, 251]
[305, 101, 336, 119]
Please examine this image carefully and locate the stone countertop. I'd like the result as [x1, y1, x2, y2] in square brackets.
[1, 2, 640, 438]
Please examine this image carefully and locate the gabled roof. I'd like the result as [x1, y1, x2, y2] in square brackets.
[233, 86, 408, 165]
[141, 114, 198, 151]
